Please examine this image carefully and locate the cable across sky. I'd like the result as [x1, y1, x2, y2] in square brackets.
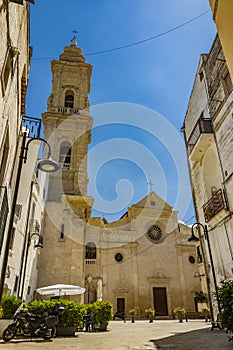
[33, 9, 210, 60]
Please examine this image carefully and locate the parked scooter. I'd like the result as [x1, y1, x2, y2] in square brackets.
[2, 304, 65, 342]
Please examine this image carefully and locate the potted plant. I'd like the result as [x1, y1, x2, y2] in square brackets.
[173, 307, 186, 323]
[0, 295, 22, 338]
[145, 307, 155, 323]
[129, 309, 137, 323]
[200, 308, 210, 322]
[92, 300, 113, 331]
[56, 300, 85, 336]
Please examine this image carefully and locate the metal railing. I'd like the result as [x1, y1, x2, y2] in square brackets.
[59, 162, 70, 171]
[85, 259, 96, 265]
[203, 189, 228, 222]
[22, 116, 41, 138]
[56, 107, 80, 115]
[187, 118, 213, 155]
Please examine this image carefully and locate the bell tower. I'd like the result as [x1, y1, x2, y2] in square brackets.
[42, 36, 93, 209]
[38, 38, 94, 289]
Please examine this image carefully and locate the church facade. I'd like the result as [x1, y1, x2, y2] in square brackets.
[38, 38, 201, 318]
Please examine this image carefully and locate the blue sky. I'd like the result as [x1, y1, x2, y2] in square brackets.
[27, 0, 216, 224]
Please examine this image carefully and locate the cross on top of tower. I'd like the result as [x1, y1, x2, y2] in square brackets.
[71, 29, 78, 46]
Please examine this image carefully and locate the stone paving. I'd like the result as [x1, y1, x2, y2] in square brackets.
[0, 320, 232, 350]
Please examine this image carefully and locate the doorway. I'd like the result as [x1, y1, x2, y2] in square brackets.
[117, 298, 125, 313]
[153, 287, 168, 316]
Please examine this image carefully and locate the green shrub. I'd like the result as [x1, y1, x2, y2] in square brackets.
[91, 300, 113, 324]
[26, 299, 113, 328]
[26, 299, 57, 315]
[217, 279, 233, 340]
[27, 299, 86, 328]
[58, 300, 86, 328]
[1, 295, 22, 319]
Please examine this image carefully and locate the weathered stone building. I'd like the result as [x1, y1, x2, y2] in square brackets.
[38, 38, 201, 318]
[208, 0, 233, 81]
[0, 0, 46, 302]
[183, 34, 233, 316]
[0, 0, 31, 297]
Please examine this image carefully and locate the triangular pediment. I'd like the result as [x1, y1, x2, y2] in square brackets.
[132, 191, 173, 211]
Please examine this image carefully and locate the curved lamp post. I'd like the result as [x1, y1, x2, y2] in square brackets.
[0, 131, 58, 303]
[188, 223, 221, 321]
[18, 230, 43, 300]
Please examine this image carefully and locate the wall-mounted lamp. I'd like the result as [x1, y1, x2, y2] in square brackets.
[30, 232, 44, 249]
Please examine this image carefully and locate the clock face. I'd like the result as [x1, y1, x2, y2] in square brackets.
[146, 225, 162, 243]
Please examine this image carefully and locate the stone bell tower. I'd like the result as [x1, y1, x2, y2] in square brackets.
[38, 37, 94, 290]
[42, 36, 93, 209]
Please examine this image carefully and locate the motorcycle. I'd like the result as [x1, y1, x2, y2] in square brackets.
[2, 304, 65, 342]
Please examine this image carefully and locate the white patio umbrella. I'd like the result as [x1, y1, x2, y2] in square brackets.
[36, 284, 86, 297]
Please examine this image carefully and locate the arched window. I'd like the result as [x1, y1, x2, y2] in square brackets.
[59, 142, 71, 170]
[85, 242, 96, 259]
[64, 90, 74, 108]
[60, 224, 64, 239]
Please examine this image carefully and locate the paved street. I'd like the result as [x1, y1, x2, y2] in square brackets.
[0, 320, 232, 350]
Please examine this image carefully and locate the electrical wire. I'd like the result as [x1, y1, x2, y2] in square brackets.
[32, 9, 210, 61]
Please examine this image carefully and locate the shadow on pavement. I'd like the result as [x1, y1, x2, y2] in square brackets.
[150, 327, 232, 350]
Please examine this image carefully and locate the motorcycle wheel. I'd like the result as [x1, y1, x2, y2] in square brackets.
[41, 326, 56, 340]
[2, 325, 17, 342]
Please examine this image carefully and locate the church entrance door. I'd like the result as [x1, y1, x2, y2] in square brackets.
[153, 287, 168, 316]
[117, 298, 125, 314]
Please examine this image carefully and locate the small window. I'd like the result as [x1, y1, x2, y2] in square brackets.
[60, 224, 65, 239]
[115, 253, 123, 262]
[59, 142, 71, 170]
[85, 242, 96, 259]
[199, 71, 204, 81]
[197, 246, 202, 263]
[189, 256, 195, 264]
[65, 90, 74, 108]
[10, 228, 16, 250]
[14, 275, 19, 292]
[1, 48, 12, 95]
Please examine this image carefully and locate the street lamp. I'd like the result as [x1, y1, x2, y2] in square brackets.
[19, 229, 43, 300]
[0, 130, 58, 303]
[188, 223, 221, 321]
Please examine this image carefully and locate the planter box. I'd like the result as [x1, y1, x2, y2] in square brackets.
[0, 319, 13, 338]
[56, 326, 76, 337]
[99, 322, 108, 331]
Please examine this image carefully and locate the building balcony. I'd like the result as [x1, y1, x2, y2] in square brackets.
[85, 259, 96, 265]
[203, 189, 228, 223]
[55, 107, 80, 115]
[22, 116, 41, 138]
[187, 118, 214, 161]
